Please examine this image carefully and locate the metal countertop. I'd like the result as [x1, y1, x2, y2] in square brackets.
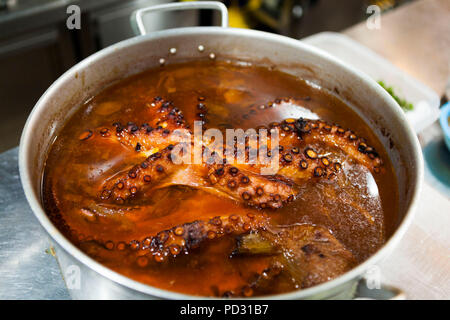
[0, 147, 70, 300]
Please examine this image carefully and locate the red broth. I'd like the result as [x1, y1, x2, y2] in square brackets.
[42, 59, 398, 297]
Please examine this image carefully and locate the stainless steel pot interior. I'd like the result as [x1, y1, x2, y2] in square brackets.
[19, 27, 423, 299]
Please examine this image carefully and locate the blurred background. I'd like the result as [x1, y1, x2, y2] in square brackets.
[0, 0, 414, 152]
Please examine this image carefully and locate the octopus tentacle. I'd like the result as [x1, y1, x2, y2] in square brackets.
[73, 219, 356, 297]
[222, 116, 382, 185]
[264, 118, 383, 178]
[99, 151, 299, 210]
[99, 146, 181, 204]
[79, 97, 189, 155]
[136, 212, 269, 263]
[95, 97, 384, 212]
[292, 117, 383, 173]
[235, 97, 383, 174]
[74, 216, 356, 294]
[205, 163, 298, 209]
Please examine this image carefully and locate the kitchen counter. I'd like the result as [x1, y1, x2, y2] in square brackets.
[0, 148, 70, 299]
[344, 0, 450, 299]
[344, 0, 450, 97]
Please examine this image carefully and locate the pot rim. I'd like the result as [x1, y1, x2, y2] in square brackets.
[19, 26, 423, 300]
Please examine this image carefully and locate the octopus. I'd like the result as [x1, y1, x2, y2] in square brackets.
[91, 97, 382, 207]
[78, 221, 357, 297]
[62, 95, 386, 295]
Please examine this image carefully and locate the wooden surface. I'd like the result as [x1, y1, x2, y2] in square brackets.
[345, 0, 450, 97]
[344, 0, 450, 299]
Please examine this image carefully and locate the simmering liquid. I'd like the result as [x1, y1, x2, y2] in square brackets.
[43, 59, 398, 297]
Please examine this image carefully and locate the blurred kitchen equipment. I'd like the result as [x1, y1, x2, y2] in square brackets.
[92, 0, 199, 48]
[224, 0, 413, 38]
[0, 0, 16, 11]
[0, 0, 199, 152]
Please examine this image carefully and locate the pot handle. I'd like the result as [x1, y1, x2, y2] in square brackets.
[131, 1, 229, 36]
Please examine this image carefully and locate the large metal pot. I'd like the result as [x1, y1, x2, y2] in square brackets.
[19, 2, 423, 299]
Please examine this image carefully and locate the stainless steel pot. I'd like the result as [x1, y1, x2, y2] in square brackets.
[19, 1, 423, 299]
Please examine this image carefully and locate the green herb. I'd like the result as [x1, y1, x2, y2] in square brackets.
[378, 80, 414, 111]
